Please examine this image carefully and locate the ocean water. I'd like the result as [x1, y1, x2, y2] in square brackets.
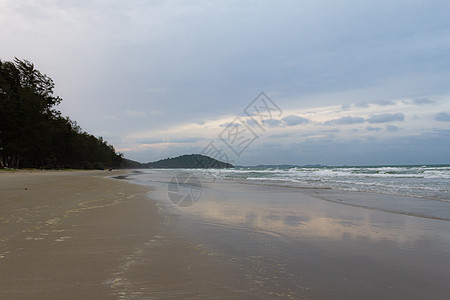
[199, 165, 450, 202]
[123, 165, 450, 221]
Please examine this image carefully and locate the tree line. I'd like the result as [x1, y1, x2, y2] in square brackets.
[0, 58, 123, 169]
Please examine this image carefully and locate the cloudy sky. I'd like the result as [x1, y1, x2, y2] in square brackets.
[1, 0, 450, 165]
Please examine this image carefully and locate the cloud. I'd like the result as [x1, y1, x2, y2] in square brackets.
[246, 119, 259, 127]
[147, 110, 164, 116]
[386, 125, 400, 132]
[220, 122, 235, 128]
[125, 110, 146, 117]
[282, 115, 310, 126]
[136, 138, 165, 144]
[135, 137, 204, 145]
[354, 102, 370, 108]
[374, 100, 396, 106]
[367, 113, 405, 123]
[265, 119, 283, 127]
[342, 99, 397, 111]
[269, 133, 292, 138]
[341, 104, 352, 111]
[413, 98, 434, 105]
[324, 116, 365, 125]
[354, 100, 395, 108]
[430, 129, 450, 137]
[323, 129, 340, 133]
[170, 137, 205, 143]
[366, 126, 382, 131]
[247, 118, 283, 128]
[246, 115, 310, 128]
[435, 112, 450, 122]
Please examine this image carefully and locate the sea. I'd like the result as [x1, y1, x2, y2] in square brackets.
[198, 165, 450, 202]
[123, 164, 450, 221]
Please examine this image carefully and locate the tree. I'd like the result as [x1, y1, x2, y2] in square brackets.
[0, 58, 123, 169]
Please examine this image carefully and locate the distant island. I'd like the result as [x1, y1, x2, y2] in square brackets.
[122, 154, 233, 169]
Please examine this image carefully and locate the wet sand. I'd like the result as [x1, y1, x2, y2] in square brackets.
[1, 170, 450, 299]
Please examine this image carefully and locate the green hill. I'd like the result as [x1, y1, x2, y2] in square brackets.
[142, 154, 233, 169]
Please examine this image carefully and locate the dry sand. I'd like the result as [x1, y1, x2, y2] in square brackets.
[0, 170, 256, 299]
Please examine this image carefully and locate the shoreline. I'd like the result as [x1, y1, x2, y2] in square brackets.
[221, 179, 450, 221]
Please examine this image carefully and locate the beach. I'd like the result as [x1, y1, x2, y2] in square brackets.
[0, 170, 247, 299]
[1, 170, 450, 299]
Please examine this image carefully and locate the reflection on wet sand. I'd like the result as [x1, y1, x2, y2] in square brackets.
[167, 182, 448, 251]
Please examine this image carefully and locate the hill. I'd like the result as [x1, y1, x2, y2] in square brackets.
[141, 154, 233, 169]
[120, 158, 144, 169]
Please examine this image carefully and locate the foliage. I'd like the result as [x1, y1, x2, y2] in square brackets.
[142, 154, 234, 169]
[0, 58, 123, 169]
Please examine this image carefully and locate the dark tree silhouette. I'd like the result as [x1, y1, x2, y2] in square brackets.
[0, 58, 123, 169]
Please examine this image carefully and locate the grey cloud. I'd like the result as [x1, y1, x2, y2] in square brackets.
[323, 129, 340, 133]
[265, 119, 283, 127]
[430, 129, 450, 137]
[354, 100, 395, 108]
[282, 115, 310, 126]
[366, 126, 382, 131]
[367, 113, 405, 123]
[435, 112, 450, 122]
[248, 118, 283, 128]
[269, 133, 291, 138]
[375, 100, 396, 106]
[220, 121, 245, 128]
[324, 116, 365, 125]
[170, 137, 205, 143]
[246, 119, 259, 127]
[136, 137, 204, 144]
[354, 102, 370, 108]
[413, 98, 434, 105]
[136, 138, 165, 144]
[341, 104, 352, 111]
[361, 100, 396, 106]
[243, 129, 450, 166]
[386, 125, 400, 132]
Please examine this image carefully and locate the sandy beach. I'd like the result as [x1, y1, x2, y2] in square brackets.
[1, 169, 449, 299]
[0, 170, 250, 299]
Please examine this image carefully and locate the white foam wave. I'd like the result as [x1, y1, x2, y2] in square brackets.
[207, 165, 450, 202]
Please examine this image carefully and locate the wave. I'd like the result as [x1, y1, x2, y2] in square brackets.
[204, 165, 450, 202]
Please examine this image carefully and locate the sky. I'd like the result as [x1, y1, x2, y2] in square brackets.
[1, 0, 450, 166]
